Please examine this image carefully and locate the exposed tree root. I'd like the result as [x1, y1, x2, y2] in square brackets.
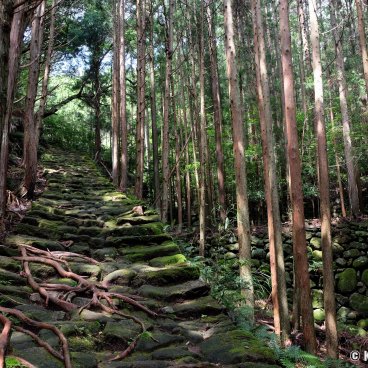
[0, 307, 71, 368]
[0, 243, 161, 364]
[14, 326, 63, 361]
[0, 314, 11, 368]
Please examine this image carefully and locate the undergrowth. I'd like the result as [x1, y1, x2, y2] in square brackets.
[177, 239, 354, 368]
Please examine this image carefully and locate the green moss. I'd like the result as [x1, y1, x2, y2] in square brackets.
[353, 256, 368, 268]
[350, 293, 368, 314]
[47, 278, 78, 287]
[149, 254, 187, 267]
[337, 268, 357, 293]
[362, 269, 368, 287]
[120, 241, 180, 262]
[200, 329, 276, 364]
[136, 264, 199, 286]
[68, 336, 96, 352]
[313, 308, 325, 322]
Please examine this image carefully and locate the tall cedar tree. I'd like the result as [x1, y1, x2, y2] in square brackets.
[224, 0, 254, 320]
[279, 0, 317, 353]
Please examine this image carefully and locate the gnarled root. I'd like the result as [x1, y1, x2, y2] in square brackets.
[0, 314, 11, 368]
[0, 307, 71, 368]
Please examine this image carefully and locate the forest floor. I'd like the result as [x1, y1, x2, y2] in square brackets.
[0, 150, 281, 368]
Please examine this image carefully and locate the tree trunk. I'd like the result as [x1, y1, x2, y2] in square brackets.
[36, 0, 57, 145]
[149, 0, 159, 206]
[251, 0, 290, 345]
[23, 1, 45, 198]
[112, 0, 120, 186]
[279, 0, 317, 354]
[297, 0, 309, 159]
[329, 0, 360, 217]
[161, 0, 173, 222]
[198, 1, 207, 257]
[206, 0, 226, 223]
[0, 0, 14, 226]
[224, 0, 254, 321]
[355, 0, 368, 98]
[119, 0, 128, 191]
[308, 0, 337, 357]
[135, 0, 146, 199]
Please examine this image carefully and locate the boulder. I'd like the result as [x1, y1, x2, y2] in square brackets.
[337, 268, 357, 293]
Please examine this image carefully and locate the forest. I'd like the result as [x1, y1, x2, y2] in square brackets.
[0, 0, 368, 366]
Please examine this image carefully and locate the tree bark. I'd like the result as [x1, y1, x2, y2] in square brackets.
[149, 0, 159, 207]
[206, 0, 226, 223]
[355, 0, 368, 97]
[279, 0, 317, 354]
[161, 0, 173, 222]
[198, 1, 207, 257]
[135, 0, 146, 199]
[251, 0, 290, 345]
[36, 0, 57, 145]
[111, 0, 120, 186]
[119, 0, 128, 191]
[329, 0, 360, 217]
[308, 0, 338, 357]
[22, 1, 45, 198]
[224, 0, 254, 320]
[0, 0, 14, 226]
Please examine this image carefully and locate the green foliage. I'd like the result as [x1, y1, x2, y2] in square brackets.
[270, 343, 353, 368]
[5, 357, 27, 368]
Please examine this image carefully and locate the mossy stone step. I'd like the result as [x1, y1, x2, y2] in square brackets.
[118, 241, 180, 262]
[131, 264, 200, 286]
[5, 234, 65, 251]
[199, 329, 277, 365]
[106, 233, 172, 246]
[172, 295, 224, 317]
[138, 279, 210, 301]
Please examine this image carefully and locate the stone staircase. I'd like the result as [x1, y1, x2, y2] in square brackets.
[0, 151, 280, 368]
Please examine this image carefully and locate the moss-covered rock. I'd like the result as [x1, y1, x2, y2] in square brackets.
[313, 308, 325, 322]
[0, 256, 21, 272]
[138, 279, 209, 301]
[200, 329, 277, 364]
[116, 214, 160, 225]
[357, 319, 368, 329]
[92, 247, 117, 261]
[133, 264, 199, 286]
[12, 347, 63, 368]
[136, 331, 185, 352]
[71, 352, 98, 368]
[69, 263, 101, 277]
[311, 250, 323, 261]
[5, 235, 64, 251]
[172, 295, 224, 317]
[343, 249, 360, 258]
[337, 268, 357, 293]
[68, 335, 96, 352]
[310, 237, 321, 249]
[102, 268, 137, 286]
[350, 293, 368, 314]
[103, 319, 141, 343]
[353, 256, 368, 269]
[362, 269, 368, 287]
[151, 346, 196, 360]
[106, 222, 165, 237]
[149, 254, 187, 267]
[120, 241, 180, 262]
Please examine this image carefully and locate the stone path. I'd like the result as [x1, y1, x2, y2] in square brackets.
[0, 151, 280, 368]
